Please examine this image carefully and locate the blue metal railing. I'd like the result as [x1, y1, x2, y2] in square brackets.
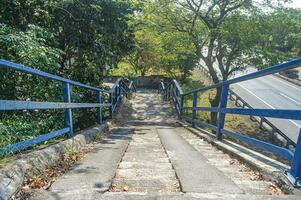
[159, 58, 301, 188]
[0, 59, 136, 155]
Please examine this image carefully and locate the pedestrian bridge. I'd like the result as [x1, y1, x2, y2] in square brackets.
[0, 59, 301, 199]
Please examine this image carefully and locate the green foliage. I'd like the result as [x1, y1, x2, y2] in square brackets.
[108, 62, 138, 77]
[120, 1, 197, 79]
[251, 8, 301, 68]
[0, 0, 135, 154]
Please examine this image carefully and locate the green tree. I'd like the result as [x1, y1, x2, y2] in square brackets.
[252, 8, 301, 68]
[151, 0, 289, 125]
[125, 30, 162, 76]
[124, 0, 197, 79]
[0, 0, 136, 150]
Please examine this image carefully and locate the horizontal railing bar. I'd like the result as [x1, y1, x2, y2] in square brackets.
[183, 116, 218, 132]
[228, 89, 296, 147]
[183, 114, 294, 161]
[222, 108, 301, 120]
[0, 60, 110, 93]
[183, 113, 294, 161]
[220, 129, 294, 161]
[183, 57, 301, 96]
[0, 100, 111, 111]
[182, 84, 222, 96]
[183, 106, 219, 112]
[183, 106, 301, 120]
[0, 128, 70, 155]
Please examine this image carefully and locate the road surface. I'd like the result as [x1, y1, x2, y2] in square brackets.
[231, 70, 301, 143]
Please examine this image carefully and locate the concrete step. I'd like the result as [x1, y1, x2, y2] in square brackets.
[27, 90, 297, 200]
[111, 178, 180, 192]
[27, 190, 298, 200]
[48, 127, 132, 195]
[115, 169, 176, 179]
[174, 127, 272, 195]
[118, 161, 173, 169]
[157, 126, 243, 194]
[111, 118, 180, 193]
[121, 155, 170, 162]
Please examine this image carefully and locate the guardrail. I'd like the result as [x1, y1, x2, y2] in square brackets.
[199, 66, 296, 148]
[0, 60, 136, 155]
[159, 58, 301, 188]
[229, 90, 296, 149]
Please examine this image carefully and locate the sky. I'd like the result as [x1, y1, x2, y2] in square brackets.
[286, 0, 301, 8]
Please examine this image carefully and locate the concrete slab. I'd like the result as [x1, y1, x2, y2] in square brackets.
[174, 126, 275, 194]
[111, 123, 180, 192]
[49, 126, 133, 195]
[157, 126, 243, 194]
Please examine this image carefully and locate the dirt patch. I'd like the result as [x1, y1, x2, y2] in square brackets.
[12, 142, 96, 200]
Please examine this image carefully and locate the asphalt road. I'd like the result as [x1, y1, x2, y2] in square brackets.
[231, 72, 301, 144]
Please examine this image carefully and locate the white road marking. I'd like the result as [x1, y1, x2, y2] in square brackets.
[290, 120, 301, 128]
[279, 93, 301, 106]
[237, 83, 301, 128]
[270, 75, 301, 92]
[237, 84, 275, 108]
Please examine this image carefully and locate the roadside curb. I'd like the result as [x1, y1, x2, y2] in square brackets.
[273, 74, 301, 87]
[0, 124, 107, 200]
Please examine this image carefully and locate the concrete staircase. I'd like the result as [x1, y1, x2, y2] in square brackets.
[28, 90, 299, 200]
[110, 125, 180, 192]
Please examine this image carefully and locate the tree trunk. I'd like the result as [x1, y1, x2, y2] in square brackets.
[209, 87, 221, 126]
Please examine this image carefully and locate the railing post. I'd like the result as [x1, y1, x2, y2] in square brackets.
[216, 85, 229, 140]
[109, 92, 113, 119]
[180, 95, 184, 120]
[62, 82, 73, 137]
[96, 90, 102, 124]
[192, 92, 197, 127]
[115, 85, 119, 103]
[285, 130, 301, 187]
[118, 83, 121, 101]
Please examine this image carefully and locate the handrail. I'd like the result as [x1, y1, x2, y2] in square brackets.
[0, 60, 109, 93]
[0, 60, 136, 155]
[159, 57, 301, 188]
[229, 89, 296, 148]
[160, 79, 184, 117]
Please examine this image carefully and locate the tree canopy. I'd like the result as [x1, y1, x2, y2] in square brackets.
[0, 0, 300, 147]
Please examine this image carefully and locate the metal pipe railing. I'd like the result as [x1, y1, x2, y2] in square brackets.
[0, 60, 136, 155]
[159, 58, 301, 188]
